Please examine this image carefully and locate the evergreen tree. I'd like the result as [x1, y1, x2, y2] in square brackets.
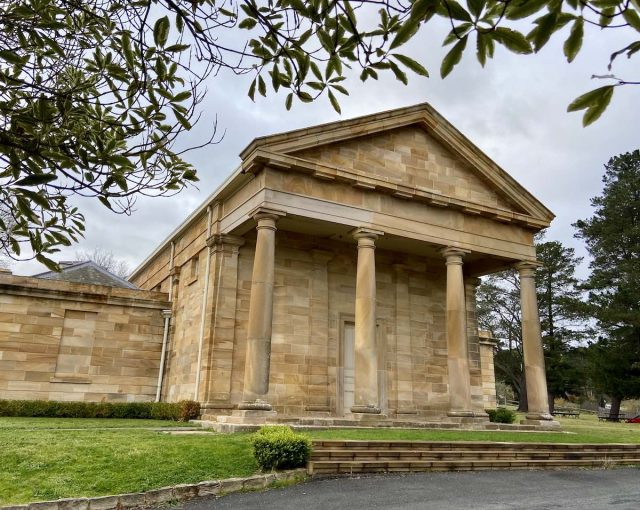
[574, 150, 640, 416]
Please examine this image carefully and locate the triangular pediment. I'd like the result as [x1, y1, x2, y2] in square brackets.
[240, 103, 554, 225]
[291, 125, 523, 214]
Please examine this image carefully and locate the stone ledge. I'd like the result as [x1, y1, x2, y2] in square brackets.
[1, 470, 307, 510]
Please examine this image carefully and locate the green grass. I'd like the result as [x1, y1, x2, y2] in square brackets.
[308, 414, 640, 444]
[1, 414, 639, 505]
[0, 419, 256, 505]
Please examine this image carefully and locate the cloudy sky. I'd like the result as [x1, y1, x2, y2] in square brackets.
[11, 16, 638, 279]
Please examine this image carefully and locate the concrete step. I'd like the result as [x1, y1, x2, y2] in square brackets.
[312, 440, 640, 452]
[307, 458, 640, 475]
[310, 449, 640, 462]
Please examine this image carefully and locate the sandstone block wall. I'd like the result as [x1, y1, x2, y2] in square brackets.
[0, 275, 169, 402]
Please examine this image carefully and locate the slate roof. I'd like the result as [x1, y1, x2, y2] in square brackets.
[32, 261, 138, 289]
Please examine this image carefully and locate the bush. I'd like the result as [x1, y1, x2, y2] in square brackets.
[486, 407, 517, 424]
[178, 400, 201, 422]
[0, 399, 201, 422]
[252, 425, 311, 471]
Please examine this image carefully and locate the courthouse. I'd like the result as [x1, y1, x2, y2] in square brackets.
[0, 103, 555, 426]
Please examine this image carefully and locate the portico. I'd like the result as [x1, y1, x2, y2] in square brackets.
[130, 103, 558, 428]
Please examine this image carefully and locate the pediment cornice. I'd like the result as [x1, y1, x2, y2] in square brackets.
[239, 103, 554, 227]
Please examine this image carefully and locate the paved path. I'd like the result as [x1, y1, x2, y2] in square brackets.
[176, 468, 640, 510]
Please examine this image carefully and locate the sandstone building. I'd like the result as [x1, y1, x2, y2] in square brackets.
[128, 103, 555, 425]
[0, 104, 554, 426]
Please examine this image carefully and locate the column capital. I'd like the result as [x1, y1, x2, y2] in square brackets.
[514, 260, 542, 277]
[440, 246, 470, 264]
[206, 233, 245, 251]
[351, 227, 384, 241]
[249, 206, 286, 224]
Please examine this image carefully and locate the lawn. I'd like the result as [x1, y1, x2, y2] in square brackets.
[307, 414, 640, 443]
[0, 419, 256, 505]
[1, 414, 639, 505]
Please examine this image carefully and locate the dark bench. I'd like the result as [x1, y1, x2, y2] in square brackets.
[552, 408, 580, 418]
[598, 413, 626, 422]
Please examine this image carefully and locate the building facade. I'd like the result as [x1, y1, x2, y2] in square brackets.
[129, 104, 555, 425]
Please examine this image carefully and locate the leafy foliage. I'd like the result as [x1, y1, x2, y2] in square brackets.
[486, 407, 517, 423]
[2, 1, 638, 266]
[0, 399, 200, 421]
[575, 150, 640, 408]
[252, 425, 311, 471]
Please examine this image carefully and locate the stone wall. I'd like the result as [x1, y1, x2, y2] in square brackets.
[0, 274, 169, 402]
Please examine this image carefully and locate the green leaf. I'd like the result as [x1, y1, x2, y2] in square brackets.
[0, 49, 25, 66]
[466, 0, 486, 19]
[493, 27, 532, 54]
[285, 93, 293, 110]
[172, 91, 192, 102]
[563, 18, 584, 63]
[14, 174, 58, 186]
[530, 11, 559, 52]
[476, 32, 488, 67]
[154, 16, 170, 48]
[258, 75, 266, 97]
[505, 0, 549, 20]
[623, 8, 640, 32]
[36, 254, 60, 272]
[567, 85, 615, 126]
[389, 61, 408, 85]
[239, 18, 257, 29]
[440, 37, 468, 78]
[248, 78, 257, 101]
[392, 54, 429, 76]
[439, 1, 473, 22]
[328, 90, 341, 114]
[390, 17, 421, 50]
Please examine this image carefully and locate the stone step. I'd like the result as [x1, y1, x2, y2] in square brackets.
[307, 458, 640, 475]
[312, 440, 640, 452]
[310, 449, 640, 462]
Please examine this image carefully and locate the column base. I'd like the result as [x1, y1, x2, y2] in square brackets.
[237, 399, 272, 411]
[351, 404, 381, 414]
[447, 410, 475, 418]
[521, 412, 560, 429]
[216, 409, 277, 425]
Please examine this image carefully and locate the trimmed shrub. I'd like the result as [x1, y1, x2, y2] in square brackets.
[252, 425, 311, 471]
[0, 399, 200, 422]
[486, 407, 517, 424]
[178, 400, 201, 422]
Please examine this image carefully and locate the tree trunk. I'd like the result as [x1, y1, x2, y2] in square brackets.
[610, 395, 622, 420]
[517, 372, 528, 412]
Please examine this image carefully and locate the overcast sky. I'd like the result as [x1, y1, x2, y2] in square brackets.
[11, 18, 638, 279]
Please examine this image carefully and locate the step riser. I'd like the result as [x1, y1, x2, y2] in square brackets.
[308, 442, 640, 475]
[308, 459, 640, 475]
[311, 454, 640, 461]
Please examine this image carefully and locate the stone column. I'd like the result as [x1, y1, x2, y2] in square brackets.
[516, 262, 554, 423]
[238, 209, 284, 410]
[202, 234, 245, 406]
[351, 227, 383, 414]
[441, 247, 474, 417]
